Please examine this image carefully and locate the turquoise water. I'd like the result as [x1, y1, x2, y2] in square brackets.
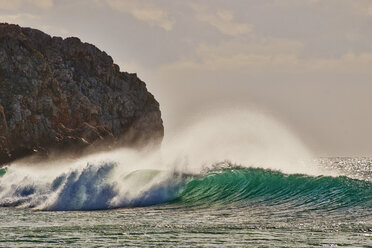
[0, 158, 371, 247]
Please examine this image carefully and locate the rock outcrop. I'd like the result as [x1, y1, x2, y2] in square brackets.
[0, 23, 163, 165]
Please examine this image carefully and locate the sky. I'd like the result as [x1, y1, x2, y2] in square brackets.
[1, 0, 372, 156]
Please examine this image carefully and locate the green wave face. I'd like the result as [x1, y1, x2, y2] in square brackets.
[173, 167, 372, 209]
[0, 167, 6, 177]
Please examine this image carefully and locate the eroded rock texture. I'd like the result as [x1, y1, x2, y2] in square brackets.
[0, 23, 163, 164]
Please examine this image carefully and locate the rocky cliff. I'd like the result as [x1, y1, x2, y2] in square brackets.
[0, 23, 163, 165]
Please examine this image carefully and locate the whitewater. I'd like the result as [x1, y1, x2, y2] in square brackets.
[0, 110, 371, 247]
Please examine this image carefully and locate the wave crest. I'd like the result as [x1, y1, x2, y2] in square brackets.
[0, 162, 370, 211]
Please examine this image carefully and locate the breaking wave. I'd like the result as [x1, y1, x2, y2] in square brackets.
[0, 162, 370, 211]
[0, 110, 370, 211]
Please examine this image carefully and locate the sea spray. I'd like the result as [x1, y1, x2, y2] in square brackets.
[0, 110, 345, 211]
[0, 162, 188, 210]
[161, 109, 323, 175]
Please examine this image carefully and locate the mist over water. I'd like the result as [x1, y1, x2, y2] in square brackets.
[161, 109, 318, 175]
[0, 109, 342, 211]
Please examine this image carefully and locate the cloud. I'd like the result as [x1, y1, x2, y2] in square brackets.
[158, 38, 372, 75]
[0, 0, 53, 10]
[308, 52, 372, 73]
[188, 3, 252, 36]
[199, 10, 252, 36]
[0, 13, 40, 25]
[105, 0, 174, 31]
[159, 38, 302, 73]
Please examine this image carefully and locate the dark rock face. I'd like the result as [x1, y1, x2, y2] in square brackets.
[0, 23, 163, 165]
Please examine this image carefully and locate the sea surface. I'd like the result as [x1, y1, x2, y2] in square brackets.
[0, 157, 371, 247]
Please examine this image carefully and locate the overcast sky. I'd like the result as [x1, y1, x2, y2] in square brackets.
[1, 0, 372, 156]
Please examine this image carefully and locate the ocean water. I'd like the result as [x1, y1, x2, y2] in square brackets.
[0, 157, 371, 247]
[0, 111, 371, 247]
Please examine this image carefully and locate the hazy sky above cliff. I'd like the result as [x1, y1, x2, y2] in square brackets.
[1, 0, 372, 156]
